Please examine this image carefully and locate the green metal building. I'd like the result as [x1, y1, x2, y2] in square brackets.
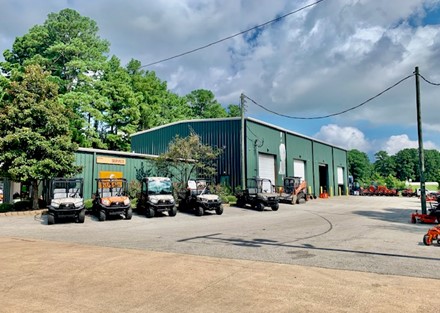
[1, 148, 158, 203]
[131, 117, 348, 197]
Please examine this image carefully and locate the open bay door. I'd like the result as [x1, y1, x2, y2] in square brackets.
[258, 153, 276, 185]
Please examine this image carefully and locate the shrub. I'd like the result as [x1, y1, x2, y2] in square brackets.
[0, 203, 14, 213]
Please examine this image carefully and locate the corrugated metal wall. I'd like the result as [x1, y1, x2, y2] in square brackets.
[130, 117, 348, 195]
[285, 133, 314, 194]
[74, 149, 157, 199]
[245, 120, 284, 186]
[131, 118, 242, 188]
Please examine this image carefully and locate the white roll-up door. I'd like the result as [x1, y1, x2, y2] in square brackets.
[293, 159, 305, 180]
[337, 167, 344, 184]
[258, 153, 276, 185]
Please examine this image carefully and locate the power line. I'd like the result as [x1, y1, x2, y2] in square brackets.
[243, 73, 415, 120]
[419, 73, 440, 86]
[140, 0, 327, 68]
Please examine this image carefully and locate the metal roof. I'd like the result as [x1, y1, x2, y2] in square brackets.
[129, 116, 347, 152]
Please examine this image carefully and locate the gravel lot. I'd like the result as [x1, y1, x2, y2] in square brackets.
[1, 196, 438, 279]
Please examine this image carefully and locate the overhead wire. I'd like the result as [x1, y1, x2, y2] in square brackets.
[419, 74, 440, 86]
[140, 0, 327, 68]
[243, 73, 415, 120]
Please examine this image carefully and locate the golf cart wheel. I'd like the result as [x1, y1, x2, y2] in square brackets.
[195, 206, 204, 216]
[99, 210, 106, 222]
[146, 208, 155, 218]
[77, 209, 86, 223]
[47, 213, 55, 225]
[256, 203, 265, 211]
[215, 205, 224, 215]
[125, 208, 133, 220]
[271, 203, 279, 211]
[423, 235, 432, 246]
[169, 206, 177, 217]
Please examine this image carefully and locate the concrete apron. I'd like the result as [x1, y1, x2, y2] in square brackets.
[0, 237, 438, 313]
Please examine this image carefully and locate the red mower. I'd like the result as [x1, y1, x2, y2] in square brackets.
[422, 224, 440, 246]
[411, 196, 440, 224]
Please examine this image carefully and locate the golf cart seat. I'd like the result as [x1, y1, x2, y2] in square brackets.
[53, 188, 67, 199]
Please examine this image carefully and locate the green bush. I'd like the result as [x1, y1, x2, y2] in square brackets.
[13, 200, 32, 211]
[0, 203, 14, 213]
[84, 199, 93, 210]
[227, 195, 237, 204]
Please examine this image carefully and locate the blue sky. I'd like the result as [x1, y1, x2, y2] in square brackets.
[1, 0, 439, 159]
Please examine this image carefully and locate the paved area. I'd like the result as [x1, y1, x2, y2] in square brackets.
[1, 196, 440, 312]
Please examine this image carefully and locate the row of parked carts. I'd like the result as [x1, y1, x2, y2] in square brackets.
[47, 176, 310, 225]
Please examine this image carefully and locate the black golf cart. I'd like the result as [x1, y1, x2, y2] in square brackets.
[47, 178, 85, 225]
[178, 179, 223, 216]
[236, 177, 280, 211]
[137, 177, 177, 218]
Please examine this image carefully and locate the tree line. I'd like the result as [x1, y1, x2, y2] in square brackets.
[0, 8, 237, 209]
[348, 148, 440, 189]
[0, 9, 240, 152]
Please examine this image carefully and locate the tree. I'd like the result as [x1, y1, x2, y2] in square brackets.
[347, 149, 372, 184]
[127, 59, 191, 131]
[0, 65, 80, 209]
[155, 133, 223, 186]
[185, 89, 228, 119]
[373, 150, 396, 178]
[95, 56, 141, 150]
[227, 104, 241, 117]
[394, 148, 418, 181]
[2, 8, 110, 93]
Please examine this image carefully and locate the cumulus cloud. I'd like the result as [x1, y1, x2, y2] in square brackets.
[381, 134, 438, 155]
[0, 0, 439, 148]
[314, 124, 371, 151]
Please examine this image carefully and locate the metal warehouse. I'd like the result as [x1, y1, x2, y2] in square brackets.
[1, 148, 158, 203]
[131, 117, 348, 197]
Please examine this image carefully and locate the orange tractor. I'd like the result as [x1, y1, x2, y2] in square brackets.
[423, 224, 440, 246]
[279, 177, 308, 205]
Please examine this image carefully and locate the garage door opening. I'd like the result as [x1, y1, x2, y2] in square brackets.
[319, 164, 328, 194]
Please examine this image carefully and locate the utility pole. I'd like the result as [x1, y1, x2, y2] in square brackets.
[415, 66, 426, 215]
[240, 93, 246, 189]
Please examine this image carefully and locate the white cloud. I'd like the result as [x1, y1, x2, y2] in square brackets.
[314, 124, 371, 151]
[0, 0, 439, 148]
[381, 134, 438, 155]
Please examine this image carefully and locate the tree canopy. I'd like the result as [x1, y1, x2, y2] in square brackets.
[1, 9, 240, 152]
[0, 64, 80, 208]
[348, 148, 440, 187]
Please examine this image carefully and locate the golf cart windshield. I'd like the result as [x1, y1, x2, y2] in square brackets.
[97, 179, 127, 197]
[148, 179, 172, 195]
[52, 179, 82, 199]
[247, 178, 274, 193]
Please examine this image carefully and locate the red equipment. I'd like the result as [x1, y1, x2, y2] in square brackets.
[422, 224, 440, 246]
[411, 198, 440, 224]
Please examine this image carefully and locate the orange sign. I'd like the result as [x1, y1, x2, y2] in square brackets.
[96, 156, 126, 165]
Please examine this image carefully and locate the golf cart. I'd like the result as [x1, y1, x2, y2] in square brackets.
[178, 179, 223, 216]
[47, 178, 85, 225]
[92, 178, 132, 221]
[137, 177, 177, 218]
[279, 176, 308, 204]
[236, 177, 280, 211]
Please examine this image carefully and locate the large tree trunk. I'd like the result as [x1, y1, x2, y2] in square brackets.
[31, 180, 39, 210]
